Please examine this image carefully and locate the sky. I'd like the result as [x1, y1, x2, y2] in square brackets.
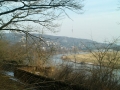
[48, 0, 120, 43]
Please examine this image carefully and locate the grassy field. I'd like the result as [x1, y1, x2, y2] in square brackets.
[62, 52, 120, 66]
[65, 53, 96, 64]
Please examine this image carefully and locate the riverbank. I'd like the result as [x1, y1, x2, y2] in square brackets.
[61, 52, 120, 68]
[0, 71, 26, 90]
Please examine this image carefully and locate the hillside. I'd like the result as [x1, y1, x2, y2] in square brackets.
[2, 33, 118, 51]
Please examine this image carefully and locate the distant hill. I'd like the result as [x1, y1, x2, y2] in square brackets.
[2, 33, 118, 51]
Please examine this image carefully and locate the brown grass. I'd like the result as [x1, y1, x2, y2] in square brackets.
[62, 51, 120, 67]
[0, 72, 26, 90]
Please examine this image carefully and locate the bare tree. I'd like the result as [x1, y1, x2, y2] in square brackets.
[0, 0, 84, 34]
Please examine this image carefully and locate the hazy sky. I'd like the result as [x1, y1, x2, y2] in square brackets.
[48, 0, 120, 43]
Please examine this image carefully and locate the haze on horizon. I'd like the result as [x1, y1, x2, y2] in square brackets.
[47, 0, 120, 43]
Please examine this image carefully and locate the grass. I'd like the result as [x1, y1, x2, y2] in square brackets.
[0, 62, 31, 90]
[65, 53, 96, 63]
[63, 51, 120, 66]
[0, 72, 26, 90]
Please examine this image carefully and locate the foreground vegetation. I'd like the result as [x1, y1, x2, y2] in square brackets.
[0, 71, 25, 90]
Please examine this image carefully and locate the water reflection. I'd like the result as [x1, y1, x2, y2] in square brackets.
[4, 71, 14, 76]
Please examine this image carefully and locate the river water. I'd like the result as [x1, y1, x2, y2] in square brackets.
[1, 71, 19, 81]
